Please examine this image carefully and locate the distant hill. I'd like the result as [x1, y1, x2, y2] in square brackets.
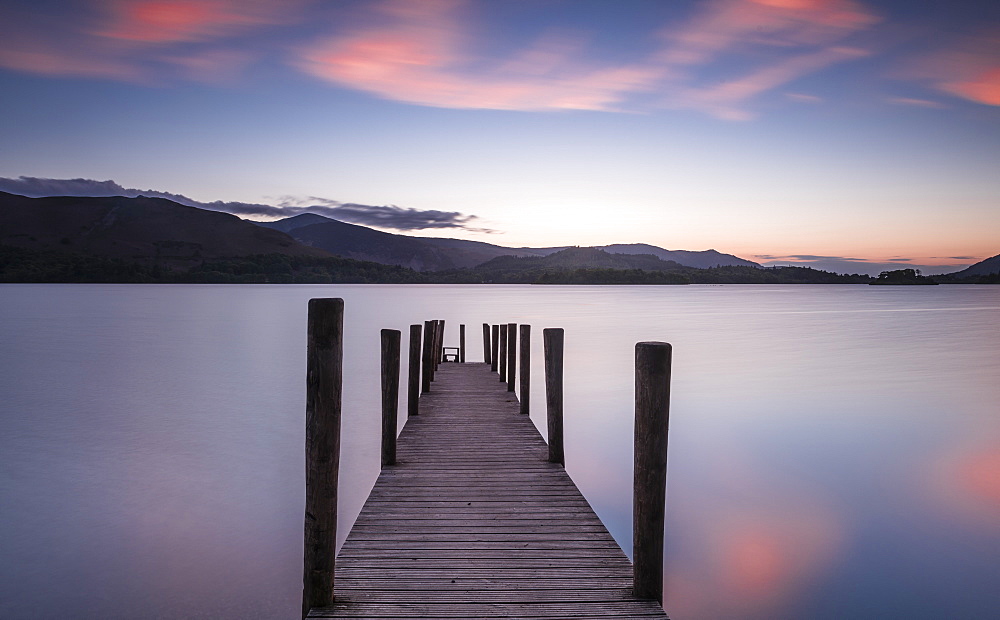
[596, 243, 758, 268]
[258, 213, 334, 234]
[2, 190, 857, 285]
[259, 213, 559, 270]
[431, 247, 867, 285]
[0, 191, 327, 265]
[945, 253, 1000, 278]
[257, 214, 755, 271]
[475, 246, 687, 273]
[260, 216, 464, 271]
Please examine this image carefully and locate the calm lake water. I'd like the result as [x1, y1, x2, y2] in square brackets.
[1, 284, 998, 619]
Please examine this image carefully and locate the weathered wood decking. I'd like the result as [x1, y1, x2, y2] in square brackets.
[308, 362, 668, 619]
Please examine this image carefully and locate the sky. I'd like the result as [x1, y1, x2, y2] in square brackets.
[1, 0, 997, 275]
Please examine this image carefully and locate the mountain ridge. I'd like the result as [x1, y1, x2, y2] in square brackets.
[944, 253, 1000, 278]
[0, 191, 327, 265]
[257, 213, 758, 271]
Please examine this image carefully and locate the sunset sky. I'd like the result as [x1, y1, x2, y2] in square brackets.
[1, 0, 997, 274]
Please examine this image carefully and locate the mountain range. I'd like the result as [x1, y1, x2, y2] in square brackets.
[257, 212, 757, 271]
[946, 253, 1000, 278]
[1, 191, 996, 283]
[0, 191, 325, 266]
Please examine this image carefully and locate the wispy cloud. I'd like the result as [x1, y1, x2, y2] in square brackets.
[786, 92, 824, 103]
[0, 0, 296, 83]
[897, 27, 1000, 106]
[93, 0, 288, 43]
[6, 0, 991, 119]
[755, 254, 869, 262]
[296, 0, 662, 112]
[296, 0, 880, 118]
[886, 96, 947, 108]
[670, 44, 870, 120]
[0, 176, 488, 232]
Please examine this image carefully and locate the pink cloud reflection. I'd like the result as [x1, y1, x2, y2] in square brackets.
[927, 440, 1000, 530]
[664, 449, 846, 619]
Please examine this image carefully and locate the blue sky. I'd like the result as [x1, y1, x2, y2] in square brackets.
[1, 0, 997, 274]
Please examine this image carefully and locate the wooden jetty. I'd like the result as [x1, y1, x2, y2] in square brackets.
[303, 300, 671, 619]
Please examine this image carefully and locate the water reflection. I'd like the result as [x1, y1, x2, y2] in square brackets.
[927, 439, 1000, 530]
[1, 284, 998, 618]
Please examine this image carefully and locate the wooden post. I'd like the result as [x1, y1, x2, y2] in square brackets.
[459, 324, 466, 363]
[633, 341, 672, 604]
[519, 325, 530, 415]
[303, 298, 343, 618]
[482, 323, 491, 365]
[421, 320, 434, 393]
[498, 324, 507, 380]
[506, 322, 516, 392]
[407, 324, 420, 416]
[436, 320, 445, 366]
[381, 329, 400, 467]
[430, 320, 440, 376]
[543, 328, 564, 466]
[491, 324, 500, 372]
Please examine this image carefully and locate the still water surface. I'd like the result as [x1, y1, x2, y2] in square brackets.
[1, 284, 998, 619]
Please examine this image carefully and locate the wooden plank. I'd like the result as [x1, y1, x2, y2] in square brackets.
[307, 362, 668, 619]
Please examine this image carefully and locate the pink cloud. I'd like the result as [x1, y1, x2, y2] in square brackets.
[656, 0, 880, 67]
[1, 0, 894, 119]
[92, 0, 293, 43]
[673, 45, 869, 119]
[886, 96, 947, 109]
[297, 0, 664, 111]
[297, 0, 880, 118]
[0, 0, 295, 83]
[652, 0, 879, 118]
[898, 28, 1000, 107]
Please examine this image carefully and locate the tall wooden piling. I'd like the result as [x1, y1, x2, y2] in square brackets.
[490, 324, 500, 372]
[459, 324, 466, 363]
[421, 320, 434, 393]
[435, 320, 445, 367]
[303, 298, 344, 618]
[543, 328, 564, 466]
[407, 325, 420, 416]
[482, 323, 491, 365]
[519, 325, 530, 415]
[380, 329, 400, 467]
[633, 342, 672, 604]
[506, 322, 517, 392]
[498, 324, 507, 381]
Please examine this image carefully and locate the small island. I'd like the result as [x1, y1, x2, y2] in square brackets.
[869, 268, 939, 285]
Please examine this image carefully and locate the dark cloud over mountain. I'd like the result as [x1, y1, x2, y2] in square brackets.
[0, 176, 486, 232]
[754, 254, 870, 262]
